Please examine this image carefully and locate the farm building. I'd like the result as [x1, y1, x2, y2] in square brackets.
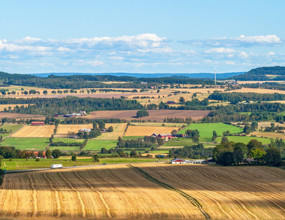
[79, 128, 92, 132]
[31, 121, 45, 126]
[151, 133, 173, 141]
[167, 101, 176, 104]
[171, 158, 186, 164]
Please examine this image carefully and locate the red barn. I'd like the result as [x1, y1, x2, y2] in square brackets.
[31, 121, 45, 126]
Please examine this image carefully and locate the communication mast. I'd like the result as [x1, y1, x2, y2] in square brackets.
[214, 68, 217, 85]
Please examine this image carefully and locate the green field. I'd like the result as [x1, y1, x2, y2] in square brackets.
[49, 146, 81, 151]
[163, 138, 193, 146]
[178, 123, 243, 142]
[0, 124, 23, 138]
[53, 138, 85, 144]
[84, 139, 117, 151]
[2, 157, 169, 170]
[1, 137, 49, 150]
[216, 136, 271, 145]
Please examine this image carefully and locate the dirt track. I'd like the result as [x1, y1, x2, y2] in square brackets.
[1, 164, 285, 219]
[87, 110, 210, 122]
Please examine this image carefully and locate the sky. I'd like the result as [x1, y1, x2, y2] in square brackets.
[1, 0, 285, 74]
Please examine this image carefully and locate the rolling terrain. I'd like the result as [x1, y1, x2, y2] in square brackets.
[0, 164, 285, 219]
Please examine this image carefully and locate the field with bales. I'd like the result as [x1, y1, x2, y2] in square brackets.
[0, 164, 285, 219]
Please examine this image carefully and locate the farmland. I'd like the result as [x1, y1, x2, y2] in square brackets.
[1, 137, 49, 150]
[84, 140, 117, 151]
[11, 125, 55, 137]
[216, 136, 271, 144]
[87, 110, 210, 122]
[0, 164, 285, 219]
[124, 125, 176, 136]
[178, 123, 243, 142]
[56, 124, 93, 137]
[96, 123, 127, 140]
[0, 124, 23, 138]
[0, 104, 30, 111]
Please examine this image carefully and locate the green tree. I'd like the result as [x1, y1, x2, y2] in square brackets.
[130, 150, 137, 157]
[264, 147, 281, 166]
[249, 148, 265, 163]
[179, 97, 185, 103]
[247, 139, 262, 152]
[46, 149, 51, 159]
[71, 154, 77, 161]
[233, 147, 244, 165]
[221, 136, 229, 145]
[93, 154, 100, 162]
[107, 126, 113, 132]
[51, 149, 61, 159]
[212, 130, 217, 142]
[243, 124, 251, 134]
[221, 152, 234, 166]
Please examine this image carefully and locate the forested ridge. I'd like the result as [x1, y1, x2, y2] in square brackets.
[233, 66, 285, 81]
[0, 71, 215, 89]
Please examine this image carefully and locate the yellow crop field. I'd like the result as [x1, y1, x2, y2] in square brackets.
[11, 125, 55, 137]
[1, 164, 285, 219]
[124, 125, 176, 136]
[0, 104, 30, 111]
[96, 123, 127, 140]
[56, 124, 93, 136]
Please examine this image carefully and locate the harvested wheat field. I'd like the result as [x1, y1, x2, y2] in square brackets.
[96, 123, 127, 140]
[227, 88, 285, 94]
[56, 124, 93, 137]
[124, 125, 176, 136]
[0, 104, 30, 111]
[87, 110, 210, 122]
[11, 125, 55, 137]
[1, 164, 285, 219]
[250, 131, 285, 139]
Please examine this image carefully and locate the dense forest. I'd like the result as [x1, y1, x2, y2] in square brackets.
[209, 91, 285, 104]
[0, 71, 215, 89]
[233, 66, 285, 81]
[1, 97, 143, 115]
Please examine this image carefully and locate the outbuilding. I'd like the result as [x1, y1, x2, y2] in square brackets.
[171, 158, 186, 164]
[31, 121, 45, 126]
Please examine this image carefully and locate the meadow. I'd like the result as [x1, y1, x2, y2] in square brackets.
[216, 135, 271, 145]
[178, 123, 243, 142]
[83, 139, 117, 151]
[0, 124, 23, 138]
[1, 137, 49, 150]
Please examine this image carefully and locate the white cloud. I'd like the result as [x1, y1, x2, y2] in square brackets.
[57, 47, 73, 52]
[205, 47, 235, 54]
[181, 34, 283, 47]
[109, 56, 124, 60]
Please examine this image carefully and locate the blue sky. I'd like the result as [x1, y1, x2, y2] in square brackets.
[1, 0, 285, 74]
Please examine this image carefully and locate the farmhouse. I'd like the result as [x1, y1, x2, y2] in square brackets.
[79, 128, 92, 132]
[171, 158, 186, 164]
[151, 133, 173, 141]
[167, 101, 176, 104]
[31, 121, 45, 126]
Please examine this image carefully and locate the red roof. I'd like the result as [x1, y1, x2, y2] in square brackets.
[173, 159, 185, 162]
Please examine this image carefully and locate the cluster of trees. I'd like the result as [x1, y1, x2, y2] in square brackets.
[213, 139, 282, 166]
[136, 110, 149, 118]
[209, 91, 285, 104]
[50, 142, 81, 146]
[185, 129, 200, 143]
[169, 144, 212, 159]
[2, 97, 143, 115]
[243, 82, 285, 91]
[243, 122, 258, 134]
[117, 137, 154, 149]
[0, 71, 215, 90]
[264, 123, 285, 132]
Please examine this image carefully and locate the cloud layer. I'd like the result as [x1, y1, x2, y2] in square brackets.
[0, 34, 284, 73]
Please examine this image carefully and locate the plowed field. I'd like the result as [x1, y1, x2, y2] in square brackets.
[1, 164, 285, 219]
[11, 125, 55, 137]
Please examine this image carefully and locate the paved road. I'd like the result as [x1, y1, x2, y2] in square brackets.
[5, 161, 168, 174]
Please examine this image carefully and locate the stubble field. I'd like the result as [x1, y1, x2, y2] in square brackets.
[56, 124, 93, 137]
[0, 164, 285, 219]
[11, 125, 55, 137]
[124, 125, 176, 136]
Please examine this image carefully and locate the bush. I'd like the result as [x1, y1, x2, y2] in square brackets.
[71, 155, 77, 161]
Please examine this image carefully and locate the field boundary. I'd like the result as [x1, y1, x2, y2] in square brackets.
[129, 165, 211, 220]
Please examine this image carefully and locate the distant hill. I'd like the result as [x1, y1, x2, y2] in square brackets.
[32, 72, 243, 79]
[232, 66, 285, 81]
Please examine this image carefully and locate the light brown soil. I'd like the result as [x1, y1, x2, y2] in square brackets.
[11, 125, 55, 138]
[1, 164, 285, 219]
[86, 110, 210, 122]
[0, 112, 45, 120]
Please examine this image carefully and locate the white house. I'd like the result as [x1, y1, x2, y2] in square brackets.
[171, 158, 186, 164]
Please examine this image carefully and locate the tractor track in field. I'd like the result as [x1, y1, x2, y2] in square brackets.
[129, 165, 211, 220]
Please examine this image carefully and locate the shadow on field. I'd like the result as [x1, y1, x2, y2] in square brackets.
[2, 164, 285, 193]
